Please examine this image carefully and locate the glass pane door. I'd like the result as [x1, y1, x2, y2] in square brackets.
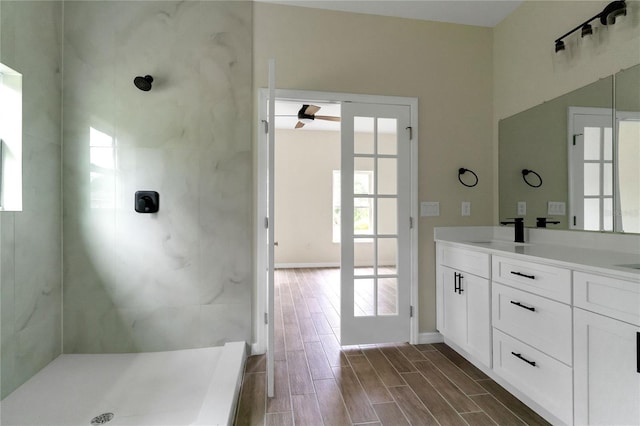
[340, 102, 411, 345]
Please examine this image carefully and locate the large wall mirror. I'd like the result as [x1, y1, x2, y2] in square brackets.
[499, 63, 640, 234]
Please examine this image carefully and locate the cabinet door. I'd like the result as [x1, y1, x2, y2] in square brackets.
[465, 274, 491, 367]
[441, 266, 466, 347]
[574, 308, 640, 426]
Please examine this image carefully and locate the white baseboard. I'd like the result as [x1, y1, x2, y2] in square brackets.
[418, 332, 444, 344]
[275, 262, 340, 269]
[250, 342, 265, 356]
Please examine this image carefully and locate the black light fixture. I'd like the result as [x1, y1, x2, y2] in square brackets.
[554, 0, 626, 52]
[581, 23, 593, 37]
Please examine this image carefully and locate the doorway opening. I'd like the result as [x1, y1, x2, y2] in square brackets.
[256, 89, 419, 358]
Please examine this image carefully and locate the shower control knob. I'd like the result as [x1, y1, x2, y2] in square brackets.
[134, 191, 159, 213]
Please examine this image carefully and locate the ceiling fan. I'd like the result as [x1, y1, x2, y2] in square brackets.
[295, 104, 341, 129]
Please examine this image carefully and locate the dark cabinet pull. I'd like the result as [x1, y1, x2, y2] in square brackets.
[511, 351, 536, 367]
[510, 300, 536, 312]
[510, 271, 535, 280]
[453, 272, 464, 294]
[636, 332, 639, 374]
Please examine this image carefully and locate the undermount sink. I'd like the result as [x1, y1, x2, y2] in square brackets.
[469, 240, 530, 247]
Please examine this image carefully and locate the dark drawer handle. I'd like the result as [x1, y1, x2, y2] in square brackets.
[510, 271, 535, 280]
[510, 300, 536, 312]
[511, 352, 536, 367]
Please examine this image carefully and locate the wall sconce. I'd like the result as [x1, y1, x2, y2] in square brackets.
[554, 0, 626, 53]
[458, 168, 479, 188]
[522, 169, 542, 188]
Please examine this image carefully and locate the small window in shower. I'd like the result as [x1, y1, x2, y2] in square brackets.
[0, 63, 23, 211]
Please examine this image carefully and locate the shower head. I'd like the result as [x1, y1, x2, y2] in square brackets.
[133, 75, 153, 91]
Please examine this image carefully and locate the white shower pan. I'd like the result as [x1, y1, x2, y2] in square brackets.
[0, 342, 246, 426]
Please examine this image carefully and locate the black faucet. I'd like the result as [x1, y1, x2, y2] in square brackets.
[536, 217, 560, 228]
[500, 217, 525, 243]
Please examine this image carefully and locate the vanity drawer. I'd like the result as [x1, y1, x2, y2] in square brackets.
[493, 329, 573, 425]
[492, 255, 571, 304]
[439, 244, 489, 278]
[574, 271, 640, 326]
[492, 283, 572, 365]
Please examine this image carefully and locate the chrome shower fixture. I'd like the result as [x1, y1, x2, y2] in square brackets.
[133, 75, 153, 91]
[554, 0, 626, 52]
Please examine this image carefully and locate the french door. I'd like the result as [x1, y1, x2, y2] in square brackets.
[569, 109, 614, 231]
[340, 102, 412, 345]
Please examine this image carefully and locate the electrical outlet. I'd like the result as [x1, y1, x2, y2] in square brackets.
[461, 201, 471, 216]
[517, 201, 526, 216]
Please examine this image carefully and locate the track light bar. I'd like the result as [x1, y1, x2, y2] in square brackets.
[554, 0, 626, 52]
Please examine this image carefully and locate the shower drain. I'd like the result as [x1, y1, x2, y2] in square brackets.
[90, 413, 114, 425]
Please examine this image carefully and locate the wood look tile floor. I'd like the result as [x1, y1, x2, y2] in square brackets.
[234, 268, 550, 426]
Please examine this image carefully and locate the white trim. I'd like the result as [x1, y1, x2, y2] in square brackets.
[256, 88, 420, 351]
[418, 332, 444, 344]
[250, 342, 263, 355]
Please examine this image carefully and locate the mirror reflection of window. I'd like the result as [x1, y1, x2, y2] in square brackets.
[617, 116, 640, 233]
[89, 127, 116, 209]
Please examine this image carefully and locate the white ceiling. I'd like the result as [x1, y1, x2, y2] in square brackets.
[256, 0, 524, 28]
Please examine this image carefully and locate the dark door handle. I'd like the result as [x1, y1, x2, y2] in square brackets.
[510, 271, 535, 280]
[636, 332, 639, 374]
[510, 300, 536, 312]
[458, 274, 464, 294]
[511, 352, 536, 367]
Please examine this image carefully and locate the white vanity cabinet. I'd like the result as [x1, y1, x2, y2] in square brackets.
[573, 271, 640, 426]
[436, 244, 491, 367]
[491, 255, 573, 425]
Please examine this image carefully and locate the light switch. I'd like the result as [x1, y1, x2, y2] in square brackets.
[461, 202, 471, 216]
[548, 201, 566, 215]
[420, 201, 440, 217]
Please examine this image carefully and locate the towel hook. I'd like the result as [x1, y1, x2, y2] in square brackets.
[458, 168, 478, 188]
[522, 169, 542, 188]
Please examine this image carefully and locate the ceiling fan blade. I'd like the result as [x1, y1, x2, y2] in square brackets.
[314, 115, 341, 122]
[304, 104, 321, 115]
[295, 121, 306, 129]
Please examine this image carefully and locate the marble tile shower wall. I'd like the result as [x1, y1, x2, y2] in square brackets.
[62, 1, 253, 353]
[0, 1, 63, 399]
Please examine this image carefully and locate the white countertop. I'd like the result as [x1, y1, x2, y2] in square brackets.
[434, 227, 640, 281]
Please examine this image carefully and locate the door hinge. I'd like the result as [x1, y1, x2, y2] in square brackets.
[573, 133, 583, 146]
[410, 305, 414, 318]
[261, 119, 269, 134]
[264, 217, 269, 229]
[409, 217, 414, 229]
[406, 126, 413, 140]
[264, 312, 269, 325]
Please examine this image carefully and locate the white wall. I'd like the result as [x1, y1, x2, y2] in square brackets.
[274, 129, 397, 267]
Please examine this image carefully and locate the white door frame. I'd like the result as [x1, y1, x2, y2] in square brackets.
[254, 89, 419, 354]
